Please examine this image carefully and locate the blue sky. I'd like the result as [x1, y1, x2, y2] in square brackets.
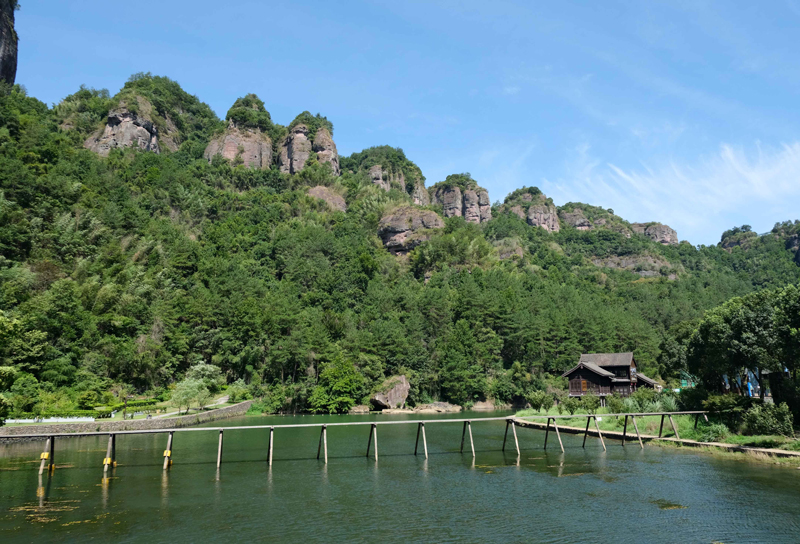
[18, 1, 800, 245]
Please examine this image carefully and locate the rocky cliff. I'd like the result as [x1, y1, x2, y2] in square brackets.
[278, 113, 339, 175]
[204, 94, 273, 168]
[307, 185, 346, 212]
[378, 206, 445, 254]
[341, 146, 430, 205]
[429, 174, 491, 224]
[0, 0, 16, 86]
[501, 187, 560, 232]
[631, 223, 678, 245]
[204, 120, 272, 168]
[84, 106, 161, 157]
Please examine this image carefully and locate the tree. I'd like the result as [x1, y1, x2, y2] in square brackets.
[171, 378, 205, 415]
[308, 354, 365, 414]
[562, 397, 580, 415]
[0, 394, 9, 426]
[526, 390, 548, 413]
[582, 393, 601, 414]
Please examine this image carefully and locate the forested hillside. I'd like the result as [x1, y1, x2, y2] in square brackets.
[1, 75, 799, 415]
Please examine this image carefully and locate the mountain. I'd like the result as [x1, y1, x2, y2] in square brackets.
[1, 73, 799, 414]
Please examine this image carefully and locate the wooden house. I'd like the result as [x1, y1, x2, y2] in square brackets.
[561, 352, 659, 399]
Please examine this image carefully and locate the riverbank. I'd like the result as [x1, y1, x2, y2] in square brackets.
[513, 417, 800, 466]
[0, 400, 254, 442]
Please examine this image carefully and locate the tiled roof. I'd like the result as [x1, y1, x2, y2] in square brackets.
[561, 361, 614, 379]
[579, 352, 634, 367]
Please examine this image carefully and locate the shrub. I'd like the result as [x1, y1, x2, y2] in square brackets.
[582, 393, 601, 414]
[77, 390, 99, 409]
[699, 423, 729, 442]
[623, 397, 640, 413]
[644, 400, 663, 413]
[526, 390, 548, 413]
[743, 402, 794, 437]
[562, 397, 580, 415]
[227, 379, 251, 403]
[606, 394, 625, 414]
[661, 396, 678, 413]
[540, 393, 555, 413]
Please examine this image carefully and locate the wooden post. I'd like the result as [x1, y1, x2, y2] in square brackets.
[703, 413, 709, 423]
[582, 417, 591, 448]
[622, 415, 628, 446]
[48, 436, 55, 472]
[593, 417, 606, 451]
[317, 426, 324, 460]
[544, 418, 551, 450]
[467, 421, 475, 458]
[414, 422, 422, 455]
[631, 416, 644, 449]
[668, 415, 680, 439]
[162, 432, 173, 470]
[38, 437, 51, 476]
[553, 420, 564, 453]
[694, 413, 700, 429]
[502, 420, 510, 451]
[217, 430, 224, 469]
[111, 434, 116, 468]
[268, 427, 274, 466]
[511, 420, 520, 456]
[372, 424, 378, 461]
[366, 424, 374, 458]
[658, 414, 665, 438]
[104, 434, 113, 473]
[460, 421, 467, 453]
[323, 425, 328, 464]
[421, 422, 428, 459]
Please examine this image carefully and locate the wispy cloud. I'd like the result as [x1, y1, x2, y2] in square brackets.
[541, 141, 800, 245]
[502, 85, 521, 95]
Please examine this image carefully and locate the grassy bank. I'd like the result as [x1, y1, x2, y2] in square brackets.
[516, 407, 800, 452]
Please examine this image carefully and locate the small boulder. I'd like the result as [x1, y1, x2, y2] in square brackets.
[371, 375, 410, 410]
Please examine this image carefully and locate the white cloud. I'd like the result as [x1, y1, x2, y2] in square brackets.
[502, 85, 521, 95]
[541, 142, 800, 245]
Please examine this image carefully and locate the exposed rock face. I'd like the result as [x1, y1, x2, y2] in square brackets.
[413, 402, 461, 413]
[371, 375, 410, 410]
[378, 206, 445, 254]
[410, 181, 430, 206]
[591, 254, 674, 279]
[527, 200, 560, 232]
[307, 185, 346, 212]
[84, 108, 160, 157]
[559, 209, 592, 231]
[203, 121, 272, 168]
[312, 127, 340, 175]
[472, 400, 511, 411]
[369, 165, 391, 192]
[278, 125, 340, 175]
[0, 0, 16, 85]
[278, 124, 312, 174]
[431, 186, 491, 223]
[631, 223, 678, 245]
[348, 405, 370, 414]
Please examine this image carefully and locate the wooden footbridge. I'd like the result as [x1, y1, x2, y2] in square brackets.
[17, 411, 709, 475]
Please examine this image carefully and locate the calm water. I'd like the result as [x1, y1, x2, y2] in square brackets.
[1, 411, 799, 543]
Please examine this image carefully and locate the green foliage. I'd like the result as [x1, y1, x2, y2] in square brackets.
[582, 393, 601, 414]
[562, 397, 580, 415]
[288, 111, 333, 139]
[171, 378, 207, 414]
[225, 94, 272, 130]
[743, 402, 794, 437]
[429, 172, 480, 192]
[186, 363, 224, 394]
[77, 390, 98, 409]
[606, 393, 625, 414]
[699, 422, 730, 442]
[227, 378, 251, 403]
[308, 354, 365, 414]
[526, 390, 548, 413]
[0, 393, 9, 425]
[1, 77, 800, 419]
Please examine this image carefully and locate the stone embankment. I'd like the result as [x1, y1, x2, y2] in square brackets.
[513, 417, 800, 460]
[0, 400, 254, 442]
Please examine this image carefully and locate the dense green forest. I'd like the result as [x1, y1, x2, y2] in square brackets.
[1, 74, 800, 417]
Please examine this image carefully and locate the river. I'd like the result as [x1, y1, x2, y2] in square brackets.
[1, 411, 799, 543]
